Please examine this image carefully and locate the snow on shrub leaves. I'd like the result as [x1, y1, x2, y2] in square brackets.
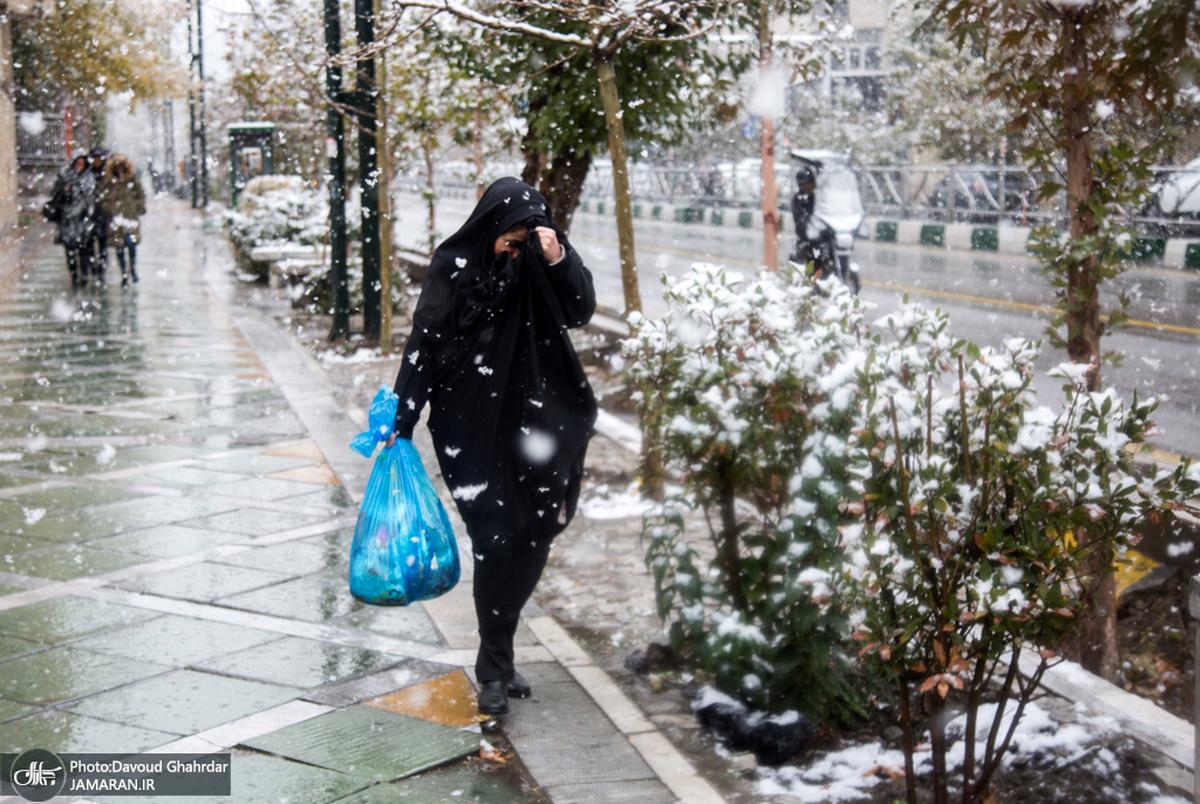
[627, 264, 1198, 800]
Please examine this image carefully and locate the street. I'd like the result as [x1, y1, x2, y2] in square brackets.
[393, 190, 1200, 461]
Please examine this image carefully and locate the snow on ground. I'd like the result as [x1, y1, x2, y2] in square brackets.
[754, 699, 1192, 802]
[578, 481, 652, 520]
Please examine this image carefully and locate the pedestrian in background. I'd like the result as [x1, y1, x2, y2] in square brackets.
[45, 154, 96, 289]
[100, 153, 146, 286]
[87, 146, 110, 284]
[385, 176, 597, 717]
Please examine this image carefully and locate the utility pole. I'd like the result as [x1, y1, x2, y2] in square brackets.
[196, 0, 208, 207]
[187, 0, 197, 207]
[354, 0, 381, 343]
[325, 0, 350, 340]
[375, 0, 392, 351]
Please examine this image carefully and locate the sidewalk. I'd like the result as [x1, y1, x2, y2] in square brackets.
[0, 200, 722, 803]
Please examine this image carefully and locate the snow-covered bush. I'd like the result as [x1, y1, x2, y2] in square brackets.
[223, 175, 368, 314]
[224, 175, 333, 261]
[624, 264, 870, 723]
[846, 303, 1200, 802]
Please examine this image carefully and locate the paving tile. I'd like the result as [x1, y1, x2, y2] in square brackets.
[334, 765, 533, 803]
[0, 596, 157, 644]
[336, 605, 441, 645]
[188, 506, 331, 537]
[194, 636, 403, 689]
[0, 708, 173, 754]
[242, 705, 481, 782]
[3, 482, 150, 513]
[365, 670, 478, 729]
[6, 543, 150, 580]
[0, 698, 35, 723]
[72, 614, 280, 667]
[203, 453, 317, 476]
[116, 749, 370, 804]
[215, 540, 347, 576]
[69, 668, 300, 735]
[0, 646, 168, 705]
[270, 463, 340, 485]
[16, 496, 240, 543]
[265, 442, 326, 461]
[0, 532, 57, 555]
[205, 475, 331, 502]
[135, 465, 248, 488]
[117, 561, 292, 602]
[218, 568, 364, 622]
[88, 524, 247, 558]
[0, 634, 40, 661]
[285, 486, 358, 511]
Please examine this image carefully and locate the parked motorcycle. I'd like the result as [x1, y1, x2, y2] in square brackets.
[788, 149, 864, 295]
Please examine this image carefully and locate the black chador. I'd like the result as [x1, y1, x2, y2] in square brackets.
[392, 177, 597, 695]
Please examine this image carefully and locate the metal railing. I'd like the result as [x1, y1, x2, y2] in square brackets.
[572, 160, 1199, 237]
[16, 113, 68, 167]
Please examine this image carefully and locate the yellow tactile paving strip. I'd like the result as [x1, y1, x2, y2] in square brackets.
[365, 670, 480, 729]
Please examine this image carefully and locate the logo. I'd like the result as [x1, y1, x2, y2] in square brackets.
[9, 749, 66, 802]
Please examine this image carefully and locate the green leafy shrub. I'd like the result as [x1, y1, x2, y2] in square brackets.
[624, 264, 869, 723]
[846, 303, 1200, 802]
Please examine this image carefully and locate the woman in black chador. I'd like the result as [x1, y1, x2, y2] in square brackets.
[387, 177, 597, 715]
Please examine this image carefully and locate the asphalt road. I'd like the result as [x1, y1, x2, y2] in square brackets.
[393, 191, 1200, 460]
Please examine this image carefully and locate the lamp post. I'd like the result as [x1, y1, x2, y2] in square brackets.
[325, 0, 350, 340]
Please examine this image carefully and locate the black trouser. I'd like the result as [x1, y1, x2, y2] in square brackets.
[465, 508, 554, 684]
[86, 221, 108, 284]
[115, 232, 138, 283]
[65, 246, 88, 287]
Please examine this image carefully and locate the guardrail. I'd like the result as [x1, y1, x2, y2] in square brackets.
[15, 113, 67, 168]
[421, 159, 1200, 241]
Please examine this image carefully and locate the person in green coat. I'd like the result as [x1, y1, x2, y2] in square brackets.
[99, 153, 147, 286]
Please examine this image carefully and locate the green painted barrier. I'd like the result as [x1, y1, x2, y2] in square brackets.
[1126, 236, 1166, 262]
[652, 205, 663, 220]
[633, 203, 642, 219]
[971, 227, 999, 252]
[673, 207, 700, 223]
[710, 209, 724, 226]
[1186, 243, 1200, 271]
[920, 224, 945, 248]
[875, 221, 898, 243]
[581, 200, 589, 213]
[738, 211, 753, 229]
[596, 201, 605, 215]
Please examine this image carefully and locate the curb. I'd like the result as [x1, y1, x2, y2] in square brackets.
[571, 196, 1200, 269]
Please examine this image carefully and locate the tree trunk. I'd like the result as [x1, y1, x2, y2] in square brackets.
[473, 87, 485, 202]
[759, 4, 780, 271]
[1061, 8, 1119, 683]
[538, 143, 593, 231]
[594, 49, 641, 317]
[375, 10, 392, 351]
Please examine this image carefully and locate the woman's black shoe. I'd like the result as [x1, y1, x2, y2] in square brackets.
[508, 671, 532, 699]
[478, 680, 509, 715]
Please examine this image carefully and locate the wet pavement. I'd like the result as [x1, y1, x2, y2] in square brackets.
[0, 201, 723, 803]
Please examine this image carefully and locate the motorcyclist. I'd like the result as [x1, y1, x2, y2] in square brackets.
[790, 165, 836, 280]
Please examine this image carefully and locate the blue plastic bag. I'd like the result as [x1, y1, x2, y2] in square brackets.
[350, 386, 400, 458]
[348, 391, 460, 606]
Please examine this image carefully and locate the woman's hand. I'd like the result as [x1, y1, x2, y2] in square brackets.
[534, 226, 563, 264]
[385, 433, 397, 448]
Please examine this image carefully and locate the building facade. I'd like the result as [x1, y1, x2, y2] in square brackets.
[1, 0, 54, 230]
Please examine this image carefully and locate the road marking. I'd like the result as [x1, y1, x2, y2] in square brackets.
[571, 232, 1200, 336]
[866, 280, 1200, 336]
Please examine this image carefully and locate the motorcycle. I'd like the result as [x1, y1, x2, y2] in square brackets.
[788, 150, 864, 295]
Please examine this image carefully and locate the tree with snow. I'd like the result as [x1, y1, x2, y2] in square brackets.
[923, 0, 1200, 683]
[12, 0, 184, 144]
